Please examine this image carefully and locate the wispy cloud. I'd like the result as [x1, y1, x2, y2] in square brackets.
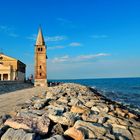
[69, 42, 82, 47]
[48, 45, 65, 50]
[57, 18, 72, 23]
[45, 35, 66, 42]
[51, 53, 110, 63]
[0, 25, 19, 38]
[52, 55, 69, 63]
[91, 35, 109, 39]
[27, 34, 66, 42]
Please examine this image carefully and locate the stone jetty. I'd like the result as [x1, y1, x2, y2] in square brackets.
[0, 83, 140, 140]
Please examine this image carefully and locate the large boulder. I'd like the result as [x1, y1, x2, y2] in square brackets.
[4, 114, 50, 135]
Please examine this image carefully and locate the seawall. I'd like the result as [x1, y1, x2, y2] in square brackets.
[0, 81, 33, 94]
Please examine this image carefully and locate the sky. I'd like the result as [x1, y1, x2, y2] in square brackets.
[0, 0, 140, 79]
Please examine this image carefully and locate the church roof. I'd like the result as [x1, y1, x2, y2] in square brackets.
[36, 27, 45, 45]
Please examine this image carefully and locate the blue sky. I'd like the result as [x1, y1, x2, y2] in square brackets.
[0, 0, 140, 79]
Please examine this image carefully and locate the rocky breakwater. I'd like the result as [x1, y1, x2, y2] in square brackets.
[0, 83, 140, 140]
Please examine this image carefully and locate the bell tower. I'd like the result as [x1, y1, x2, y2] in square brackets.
[34, 27, 47, 86]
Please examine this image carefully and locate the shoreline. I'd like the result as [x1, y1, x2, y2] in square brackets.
[89, 86, 140, 116]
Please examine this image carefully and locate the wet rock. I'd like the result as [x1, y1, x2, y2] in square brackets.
[4, 114, 50, 135]
[64, 127, 85, 140]
[1, 128, 35, 140]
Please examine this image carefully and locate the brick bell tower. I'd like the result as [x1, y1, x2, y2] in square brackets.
[34, 27, 47, 86]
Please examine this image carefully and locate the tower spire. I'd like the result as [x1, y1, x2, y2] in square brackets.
[36, 27, 45, 45]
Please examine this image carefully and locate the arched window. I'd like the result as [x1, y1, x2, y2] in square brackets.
[40, 65, 42, 69]
[40, 73, 42, 76]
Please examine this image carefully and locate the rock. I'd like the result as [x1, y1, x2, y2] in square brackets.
[112, 125, 133, 140]
[51, 123, 64, 135]
[91, 106, 100, 113]
[82, 114, 98, 123]
[4, 114, 50, 135]
[1, 128, 35, 140]
[74, 120, 107, 138]
[64, 127, 85, 140]
[34, 98, 50, 109]
[98, 117, 108, 124]
[48, 112, 76, 126]
[68, 97, 80, 106]
[115, 107, 126, 117]
[127, 112, 138, 119]
[71, 105, 88, 114]
[44, 135, 65, 140]
[30, 109, 46, 116]
[0, 125, 9, 137]
[84, 100, 95, 108]
[47, 105, 65, 115]
[129, 127, 140, 140]
[57, 97, 68, 104]
[0, 114, 11, 127]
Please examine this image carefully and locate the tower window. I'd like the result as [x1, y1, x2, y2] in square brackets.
[41, 48, 43, 51]
[40, 73, 42, 76]
[40, 65, 42, 69]
[38, 48, 40, 51]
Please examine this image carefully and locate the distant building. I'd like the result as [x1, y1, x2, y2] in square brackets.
[34, 27, 47, 86]
[0, 54, 26, 81]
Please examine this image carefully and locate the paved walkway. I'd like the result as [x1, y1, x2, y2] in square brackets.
[0, 86, 47, 116]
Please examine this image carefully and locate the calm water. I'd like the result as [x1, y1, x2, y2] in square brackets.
[50, 77, 140, 112]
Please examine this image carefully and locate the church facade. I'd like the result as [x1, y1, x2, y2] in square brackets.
[0, 54, 26, 81]
[34, 28, 47, 86]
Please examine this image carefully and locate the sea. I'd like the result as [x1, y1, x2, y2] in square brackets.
[50, 77, 140, 114]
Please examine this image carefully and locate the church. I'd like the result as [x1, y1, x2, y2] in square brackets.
[0, 54, 26, 81]
[34, 27, 47, 86]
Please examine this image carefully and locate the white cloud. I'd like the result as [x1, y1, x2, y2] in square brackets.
[0, 25, 19, 38]
[52, 55, 69, 63]
[91, 35, 109, 39]
[51, 53, 110, 63]
[76, 53, 110, 61]
[69, 42, 82, 47]
[45, 36, 66, 42]
[48, 46, 65, 50]
[27, 34, 66, 42]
